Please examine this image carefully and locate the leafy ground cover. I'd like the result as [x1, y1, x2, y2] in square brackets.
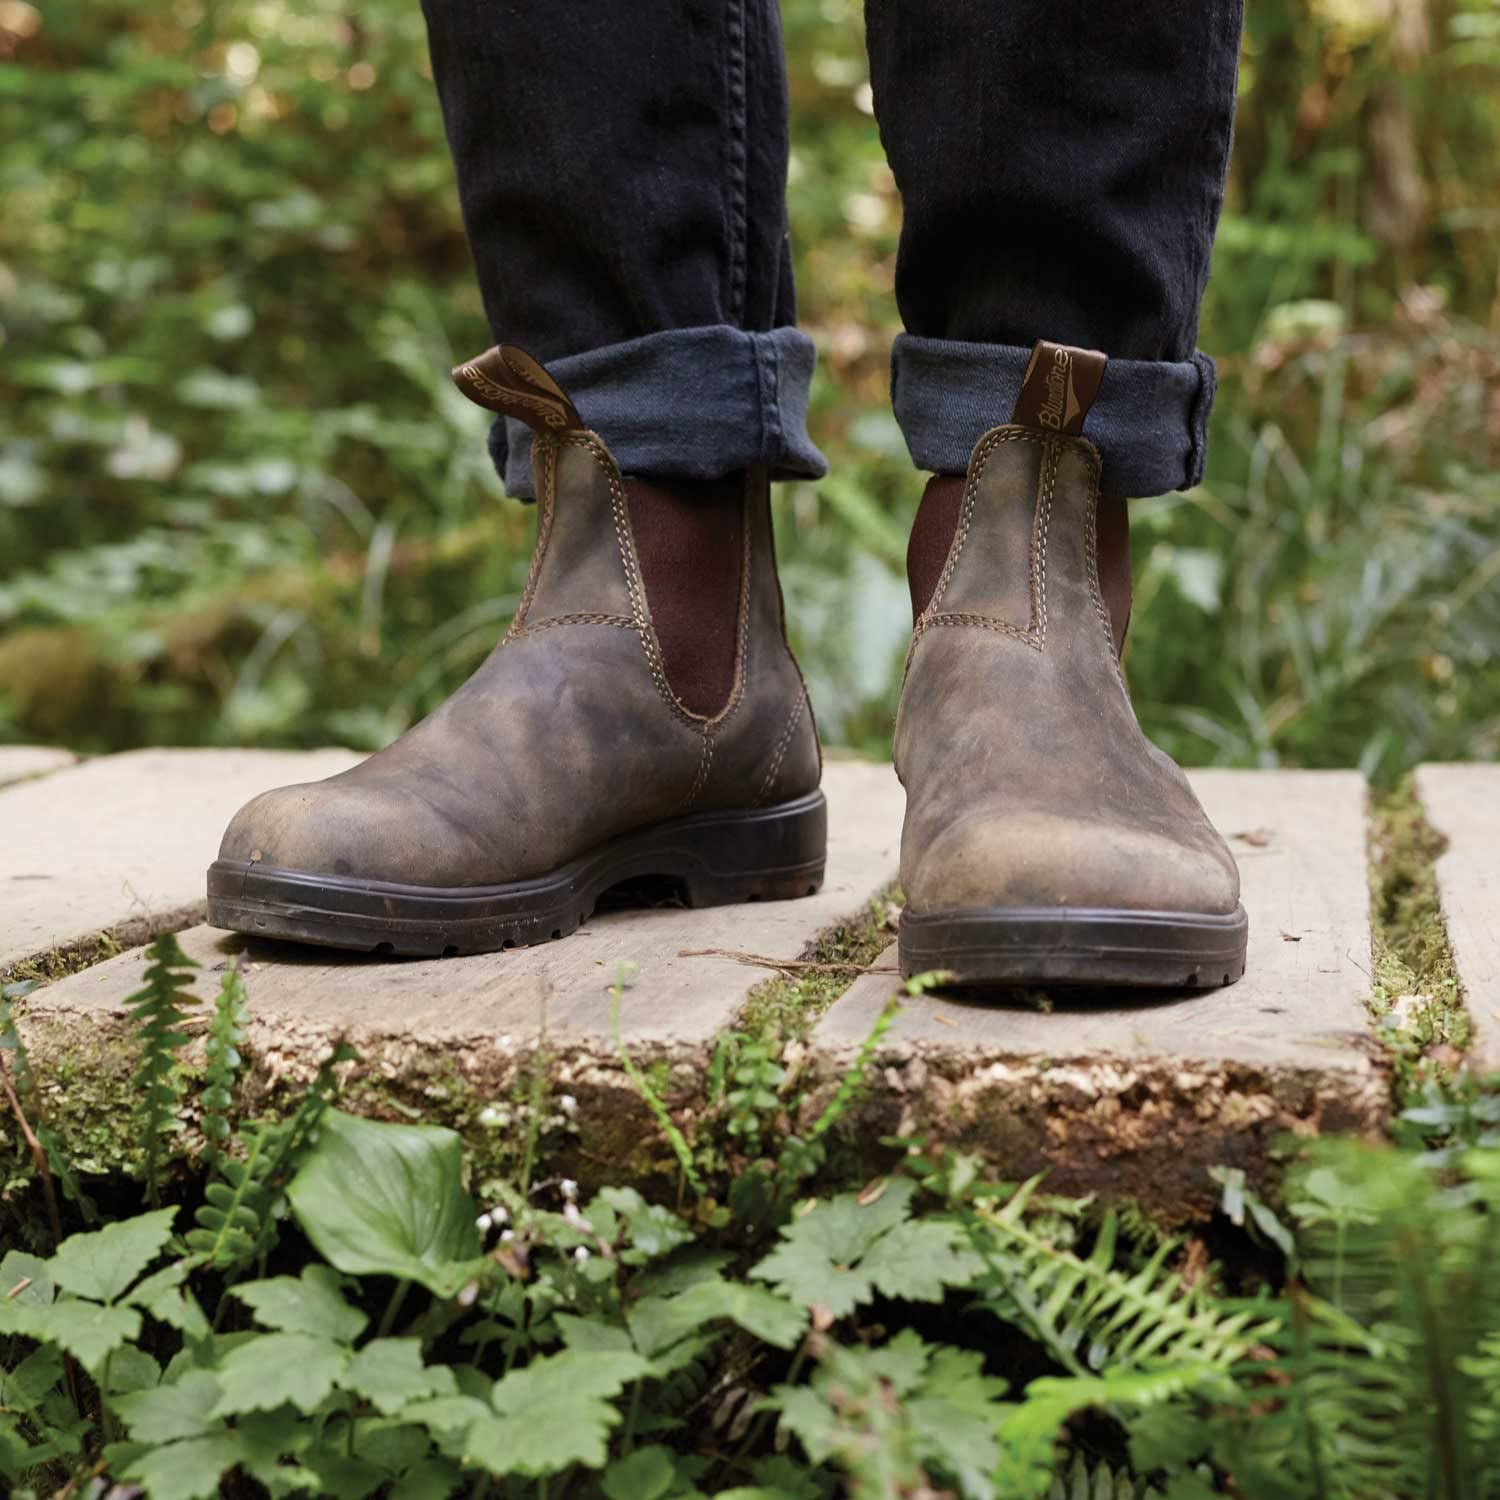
[3, 0, 1498, 776]
[2, 932, 1500, 1500]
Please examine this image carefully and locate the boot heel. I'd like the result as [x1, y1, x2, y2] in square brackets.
[673, 789, 827, 909]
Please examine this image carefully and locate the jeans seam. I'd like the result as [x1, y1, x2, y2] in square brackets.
[723, 0, 749, 325]
[761, 335, 783, 460]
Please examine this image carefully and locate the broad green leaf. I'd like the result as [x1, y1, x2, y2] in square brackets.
[0, 1299, 141, 1370]
[753, 1181, 977, 1317]
[907, 1346, 1009, 1500]
[46, 1207, 177, 1303]
[211, 1332, 349, 1417]
[0, 1251, 53, 1306]
[104, 1344, 161, 1395]
[115, 1370, 224, 1444]
[858, 1219, 984, 1302]
[391, 1458, 465, 1500]
[401, 1394, 491, 1435]
[305, 1452, 386, 1500]
[354, 1418, 430, 1471]
[235, 1405, 319, 1492]
[131, 1277, 211, 1344]
[592, 1186, 696, 1262]
[555, 1312, 635, 1353]
[465, 1350, 647, 1476]
[121, 1433, 243, 1500]
[629, 1277, 805, 1357]
[233, 1264, 369, 1343]
[341, 1338, 457, 1416]
[602, 1443, 676, 1500]
[287, 1110, 483, 1295]
[630, 1247, 736, 1297]
[715, 1491, 807, 1500]
[0, 1345, 63, 1406]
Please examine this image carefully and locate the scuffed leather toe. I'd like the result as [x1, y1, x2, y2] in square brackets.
[902, 806, 1240, 917]
[216, 776, 495, 888]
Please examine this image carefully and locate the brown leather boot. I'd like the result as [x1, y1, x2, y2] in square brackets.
[895, 340, 1247, 988]
[207, 346, 824, 956]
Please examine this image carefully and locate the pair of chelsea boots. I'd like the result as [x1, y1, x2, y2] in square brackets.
[208, 340, 1248, 989]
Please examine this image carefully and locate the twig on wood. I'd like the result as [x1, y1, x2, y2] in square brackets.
[677, 947, 899, 976]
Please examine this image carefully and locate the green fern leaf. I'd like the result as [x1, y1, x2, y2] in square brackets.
[970, 1181, 1271, 1377]
[200, 961, 250, 1167]
[121, 932, 200, 1206]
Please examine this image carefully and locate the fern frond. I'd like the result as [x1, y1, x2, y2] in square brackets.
[186, 1039, 353, 1273]
[1048, 1452, 1164, 1500]
[1000, 1363, 1226, 1500]
[200, 961, 250, 1168]
[1272, 1142, 1496, 1495]
[121, 932, 199, 1206]
[969, 1179, 1274, 1377]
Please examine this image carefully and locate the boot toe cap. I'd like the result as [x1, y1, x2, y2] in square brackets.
[904, 808, 1240, 918]
[217, 779, 492, 888]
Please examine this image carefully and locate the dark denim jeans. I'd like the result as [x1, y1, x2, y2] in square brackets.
[421, 0, 1243, 500]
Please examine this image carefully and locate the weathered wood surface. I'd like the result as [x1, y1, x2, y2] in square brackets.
[810, 771, 1383, 1218]
[0, 746, 77, 789]
[9, 754, 1399, 1216]
[0, 748, 360, 970]
[1415, 763, 1500, 1075]
[22, 760, 904, 1044]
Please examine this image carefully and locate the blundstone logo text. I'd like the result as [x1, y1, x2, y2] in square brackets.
[1039, 347, 1072, 430]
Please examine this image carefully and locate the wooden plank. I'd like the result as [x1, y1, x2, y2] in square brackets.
[22, 759, 904, 1045]
[1415, 763, 1500, 1074]
[811, 770, 1384, 1219]
[0, 747, 77, 789]
[1, 748, 360, 970]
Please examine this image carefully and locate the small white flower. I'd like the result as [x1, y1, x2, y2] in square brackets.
[475, 1212, 493, 1233]
[500, 1229, 515, 1243]
[478, 1106, 503, 1127]
[457, 1281, 480, 1307]
[559, 1094, 578, 1117]
[560, 1178, 578, 1201]
[573, 1246, 590, 1264]
[491, 1205, 509, 1226]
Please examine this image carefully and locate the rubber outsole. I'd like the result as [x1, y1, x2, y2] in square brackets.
[206, 789, 828, 957]
[898, 903, 1250, 989]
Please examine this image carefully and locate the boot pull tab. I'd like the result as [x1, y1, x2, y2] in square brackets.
[451, 344, 583, 433]
[1011, 339, 1107, 436]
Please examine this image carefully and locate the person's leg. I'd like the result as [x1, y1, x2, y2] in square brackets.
[866, 0, 1241, 500]
[422, 0, 821, 498]
[207, 4, 827, 955]
[866, 1, 1251, 988]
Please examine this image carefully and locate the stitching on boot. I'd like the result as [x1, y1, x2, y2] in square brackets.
[908, 428, 1055, 664]
[916, 614, 1038, 647]
[681, 732, 714, 813]
[1082, 454, 1131, 697]
[506, 436, 557, 640]
[703, 481, 755, 732]
[511, 613, 636, 637]
[754, 689, 806, 807]
[1030, 436, 1059, 645]
[564, 430, 704, 735]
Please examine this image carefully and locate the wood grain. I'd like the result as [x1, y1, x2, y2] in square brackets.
[23, 759, 904, 1044]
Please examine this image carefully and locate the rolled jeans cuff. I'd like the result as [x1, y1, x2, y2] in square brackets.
[489, 325, 829, 498]
[890, 335, 1217, 497]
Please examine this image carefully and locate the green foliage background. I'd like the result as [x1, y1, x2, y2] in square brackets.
[2, 0, 1498, 779]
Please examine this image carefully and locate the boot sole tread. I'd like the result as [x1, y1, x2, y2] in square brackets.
[898, 903, 1249, 990]
[206, 789, 827, 957]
